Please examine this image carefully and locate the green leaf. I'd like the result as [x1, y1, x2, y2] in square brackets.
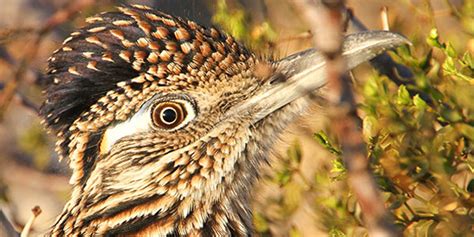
[467, 179, 474, 193]
[287, 140, 302, 164]
[419, 49, 433, 71]
[330, 158, 346, 181]
[363, 116, 378, 139]
[456, 123, 474, 141]
[397, 85, 411, 105]
[289, 226, 302, 237]
[275, 168, 292, 186]
[330, 158, 346, 174]
[212, 0, 248, 41]
[253, 212, 269, 233]
[442, 57, 456, 75]
[283, 182, 302, 212]
[413, 94, 428, 110]
[440, 107, 463, 123]
[329, 228, 346, 237]
[442, 57, 473, 80]
[411, 220, 436, 236]
[314, 131, 342, 155]
[19, 124, 51, 170]
[426, 28, 444, 48]
[461, 52, 474, 70]
[363, 75, 380, 98]
[444, 42, 458, 58]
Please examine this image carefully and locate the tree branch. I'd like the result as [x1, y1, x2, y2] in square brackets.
[289, 0, 401, 236]
[0, 0, 98, 120]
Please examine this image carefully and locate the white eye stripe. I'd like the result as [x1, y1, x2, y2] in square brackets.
[100, 107, 150, 155]
[100, 97, 197, 155]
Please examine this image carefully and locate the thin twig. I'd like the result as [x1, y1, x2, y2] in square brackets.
[289, 1, 401, 236]
[275, 30, 313, 44]
[38, 0, 96, 36]
[0, 46, 17, 66]
[442, 0, 462, 19]
[13, 93, 40, 114]
[380, 6, 390, 31]
[0, 59, 29, 120]
[20, 206, 41, 237]
[0, 0, 97, 120]
[0, 28, 37, 44]
[0, 82, 39, 114]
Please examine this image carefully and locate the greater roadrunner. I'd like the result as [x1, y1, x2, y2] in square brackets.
[40, 4, 407, 236]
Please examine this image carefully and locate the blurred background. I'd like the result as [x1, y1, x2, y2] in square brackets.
[0, 0, 472, 236]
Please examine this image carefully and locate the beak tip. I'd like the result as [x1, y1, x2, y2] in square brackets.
[274, 30, 412, 88]
[341, 30, 412, 64]
[377, 30, 412, 48]
[385, 30, 412, 46]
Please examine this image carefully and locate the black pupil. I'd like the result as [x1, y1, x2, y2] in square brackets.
[161, 108, 177, 124]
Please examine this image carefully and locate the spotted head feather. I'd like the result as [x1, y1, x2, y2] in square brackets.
[41, 4, 255, 185]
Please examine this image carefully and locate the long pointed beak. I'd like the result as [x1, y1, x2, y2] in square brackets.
[240, 31, 410, 122]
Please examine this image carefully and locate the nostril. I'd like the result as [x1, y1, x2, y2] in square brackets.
[269, 72, 287, 85]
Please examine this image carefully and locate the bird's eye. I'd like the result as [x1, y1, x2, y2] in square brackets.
[151, 102, 187, 129]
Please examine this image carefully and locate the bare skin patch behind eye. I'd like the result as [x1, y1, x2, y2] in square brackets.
[99, 97, 197, 155]
[100, 108, 151, 155]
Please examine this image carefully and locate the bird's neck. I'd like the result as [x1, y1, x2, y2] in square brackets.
[51, 124, 265, 236]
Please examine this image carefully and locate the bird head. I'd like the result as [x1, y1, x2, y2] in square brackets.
[40, 4, 407, 236]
